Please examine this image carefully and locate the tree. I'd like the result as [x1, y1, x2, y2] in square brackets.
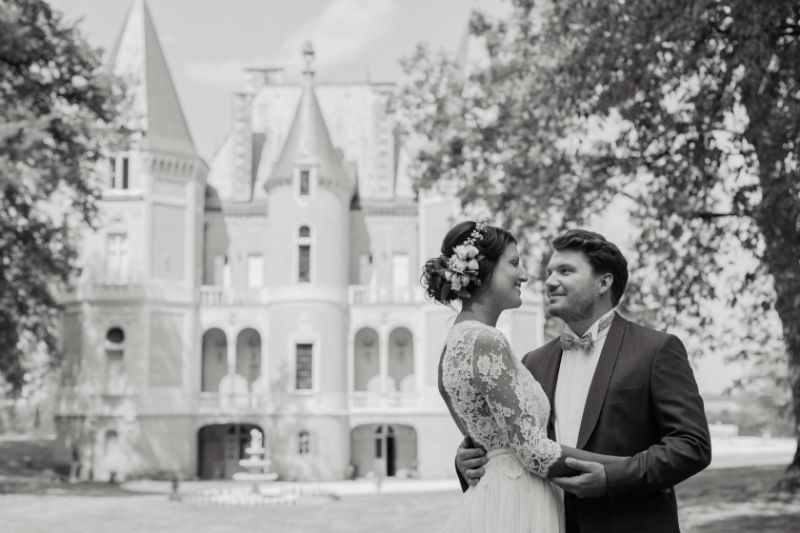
[0, 0, 125, 396]
[394, 0, 800, 490]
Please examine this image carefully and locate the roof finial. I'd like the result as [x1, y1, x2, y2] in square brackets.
[302, 41, 315, 81]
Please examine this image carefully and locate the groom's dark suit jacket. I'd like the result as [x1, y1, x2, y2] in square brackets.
[526, 314, 711, 533]
[457, 314, 711, 533]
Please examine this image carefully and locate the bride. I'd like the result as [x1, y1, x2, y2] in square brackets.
[422, 220, 625, 533]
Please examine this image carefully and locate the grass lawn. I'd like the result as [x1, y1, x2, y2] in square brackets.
[2, 438, 799, 532]
[0, 466, 798, 532]
[676, 465, 800, 533]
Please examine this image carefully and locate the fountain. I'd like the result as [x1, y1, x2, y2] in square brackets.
[232, 428, 279, 495]
[179, 428, 337, 506]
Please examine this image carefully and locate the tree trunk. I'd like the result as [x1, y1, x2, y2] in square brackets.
[742, 36, 800, 488]
[770, 264, 800, 494]
[774, 444, 800, 493]
[751, 154, 800, 494]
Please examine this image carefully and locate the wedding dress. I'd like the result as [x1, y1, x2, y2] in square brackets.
[440, 321, 564, 533]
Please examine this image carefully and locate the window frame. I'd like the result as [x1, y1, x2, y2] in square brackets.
[298, 430, 311, 456]
[294, 165, 315, 202]
[246, 253, 264, 288]
[294, 342, 314, 391]
[295, 224, 314, 284]
[104, 326, 125, 394]
[391, 253, 410, 288]
[105, 232, 129, 284]
[288, 332, 320, 394]
[110, 154, 131, 190]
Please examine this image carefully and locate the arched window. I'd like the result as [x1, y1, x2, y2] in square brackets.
[353, 328, 379, 392]
[297, 226, 311, 283]
[105, 429, 119, 448]
[388, 327, 414, 392]
[201, 328, 227, 392]
[298, 430, 310, 455]
[104, 429, 120, 482]
[374, 425, 395, 460]
[235, 328, 261, 386]
[105, 327, 125, 393]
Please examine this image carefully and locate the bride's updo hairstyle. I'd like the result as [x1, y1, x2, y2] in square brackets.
[421, 220, 516, 305]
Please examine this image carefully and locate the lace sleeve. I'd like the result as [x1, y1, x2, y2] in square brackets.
[472, 328, 561, 476]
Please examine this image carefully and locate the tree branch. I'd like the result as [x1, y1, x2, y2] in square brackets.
[685, 210, 751, 220]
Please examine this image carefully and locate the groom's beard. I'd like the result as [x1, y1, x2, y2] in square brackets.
[547, 289, 595, 323]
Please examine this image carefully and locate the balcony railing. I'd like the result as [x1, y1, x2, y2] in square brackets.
[195, 391, 426, 412]
[56, 283, 146, 302]
[59, 390, 432, 415]
[197, 392, 271, 411]
[199, 286, 270, 306]
[57, 391, 137, 416]
[348, 392, 420, 410]
[197, 391, 351, 412]
[57, 282, 198, 304]
[200, 285, 426, 306]
[348, 286, 425, 305]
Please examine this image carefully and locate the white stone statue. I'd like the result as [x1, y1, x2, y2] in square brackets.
[250, 428, 263, 450]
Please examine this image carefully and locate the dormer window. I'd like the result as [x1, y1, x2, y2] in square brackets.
[295, 166, 314, 200]
[299, 169, 310, 196]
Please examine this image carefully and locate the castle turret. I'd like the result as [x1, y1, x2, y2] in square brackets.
[56, 0, 207, 482]
[265, 42, 355, 290]
[104, 0, 205, 288]
[262, 45, 354, 475]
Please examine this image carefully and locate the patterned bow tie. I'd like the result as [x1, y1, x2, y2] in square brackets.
[559, 313, 615, 353]
[560, 332, 594, 353]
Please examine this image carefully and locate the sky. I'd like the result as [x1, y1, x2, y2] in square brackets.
[48, 0, 507, 161]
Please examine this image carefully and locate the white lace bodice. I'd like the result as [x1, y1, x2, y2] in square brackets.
[440, 321, 562, 477]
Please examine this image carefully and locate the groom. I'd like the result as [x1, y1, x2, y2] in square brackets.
[456, 229, 711, 533]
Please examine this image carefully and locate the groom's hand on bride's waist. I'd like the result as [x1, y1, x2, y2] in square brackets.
[551, 458, 609, 498]
[456, 437, 488, 487]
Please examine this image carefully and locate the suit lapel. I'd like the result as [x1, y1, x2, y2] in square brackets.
[576, 314, 627, 449]
[539, 341, 563, 408]
[533, 340, 562, 438]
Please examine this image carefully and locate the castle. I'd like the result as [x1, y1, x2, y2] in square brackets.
[53, 0, 545, 481]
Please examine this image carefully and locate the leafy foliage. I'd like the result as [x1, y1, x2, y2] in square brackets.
[0, 0, 126, 395]
[394, 0, 800, 488]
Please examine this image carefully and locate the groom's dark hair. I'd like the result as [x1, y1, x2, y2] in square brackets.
[551, 229, 629, 306]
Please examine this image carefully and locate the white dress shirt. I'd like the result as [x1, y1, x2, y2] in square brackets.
[554, 308, 617, 447]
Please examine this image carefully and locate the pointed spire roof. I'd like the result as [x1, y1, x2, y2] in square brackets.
[266, 43, 352, 192]
[108, 0, 199, 158]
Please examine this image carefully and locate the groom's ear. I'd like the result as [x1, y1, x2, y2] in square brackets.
[598, 272, 613, 294]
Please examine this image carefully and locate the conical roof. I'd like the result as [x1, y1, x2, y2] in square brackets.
[266, 43, 352, 192]
[107, 0, 199, 158]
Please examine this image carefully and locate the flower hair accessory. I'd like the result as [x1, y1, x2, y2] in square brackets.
[442, 218, 489, 299]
